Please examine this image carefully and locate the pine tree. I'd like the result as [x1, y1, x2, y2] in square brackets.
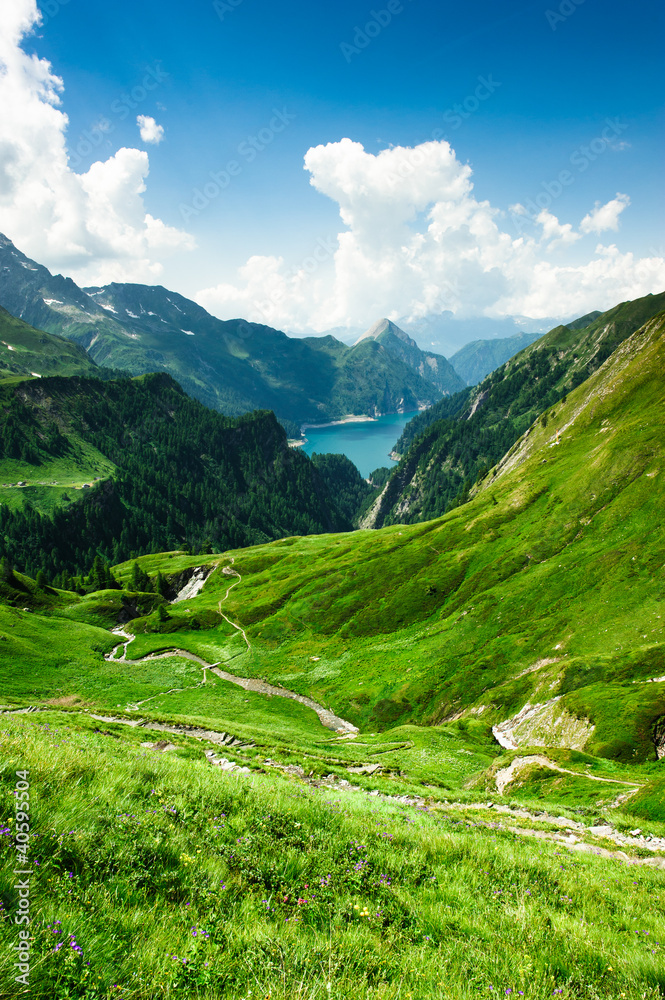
[0, 557, 15, 585]
[155, 570, 168, 597]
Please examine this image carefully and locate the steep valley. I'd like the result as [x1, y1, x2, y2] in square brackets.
[0, 300, 663, 1000]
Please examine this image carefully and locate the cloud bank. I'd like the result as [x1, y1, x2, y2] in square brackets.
[0, 0, 193, 285]
[198, 139, 664, 330]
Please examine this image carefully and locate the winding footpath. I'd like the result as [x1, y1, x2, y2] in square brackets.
[495, 754, 643, 796]
[104, 560, 358, 735]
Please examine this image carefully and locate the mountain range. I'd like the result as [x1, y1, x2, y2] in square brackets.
[445, 312, 607, 387]
[0, 235, 462, 433]
[2, 297, 663, 758]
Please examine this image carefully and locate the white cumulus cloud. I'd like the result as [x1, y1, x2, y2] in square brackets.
[0, 0, 193, 285]
[580, 193, 631, 234]
[536, 209, 581, 250]
[137, 115, 164, 145]
[198, 139, 664, 329]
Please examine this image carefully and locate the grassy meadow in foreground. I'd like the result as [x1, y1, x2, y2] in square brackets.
[0, 716, 663, 1000]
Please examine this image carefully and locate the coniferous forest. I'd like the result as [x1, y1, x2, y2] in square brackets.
[0, 373, 348, 584]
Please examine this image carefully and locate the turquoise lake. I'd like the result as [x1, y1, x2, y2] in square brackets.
[299, 411, 419, 478]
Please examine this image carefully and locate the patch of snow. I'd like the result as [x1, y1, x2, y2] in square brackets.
[99, 303, 118, 314]
[181, 329, 195, 336]
[20, 262, 38, 270]
[30, 372, 42, 378]
[126, 310, 140, 319]
[43, 298, 63, 306]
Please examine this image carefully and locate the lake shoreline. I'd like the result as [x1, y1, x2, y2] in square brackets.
[300, 414, 377, 433]
[296, 410, 420, 478]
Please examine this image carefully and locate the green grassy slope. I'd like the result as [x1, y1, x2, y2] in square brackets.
[95, 311, 665, 765]
[371, 291, 665, 526]
[0, 305, 101, 381]
[0, 311, 663, 999]
[0, 716, 662, 999]
[2, 310, 659, 784]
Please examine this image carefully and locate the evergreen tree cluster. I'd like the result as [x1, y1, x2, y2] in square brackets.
[310, 453, 377, 526]
[0, 374, 348, 581]
[376, 346, 590, 526]
[0, 396, 41, 463]
[367, 467, 393, 489]
[378, 294, 665, 529]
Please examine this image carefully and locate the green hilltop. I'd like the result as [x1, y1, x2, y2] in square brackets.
[367, 290, 665, 527]
[0, 305, 103, 382]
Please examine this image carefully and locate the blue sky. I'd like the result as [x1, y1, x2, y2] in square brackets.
[1, 0, 663, 331]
